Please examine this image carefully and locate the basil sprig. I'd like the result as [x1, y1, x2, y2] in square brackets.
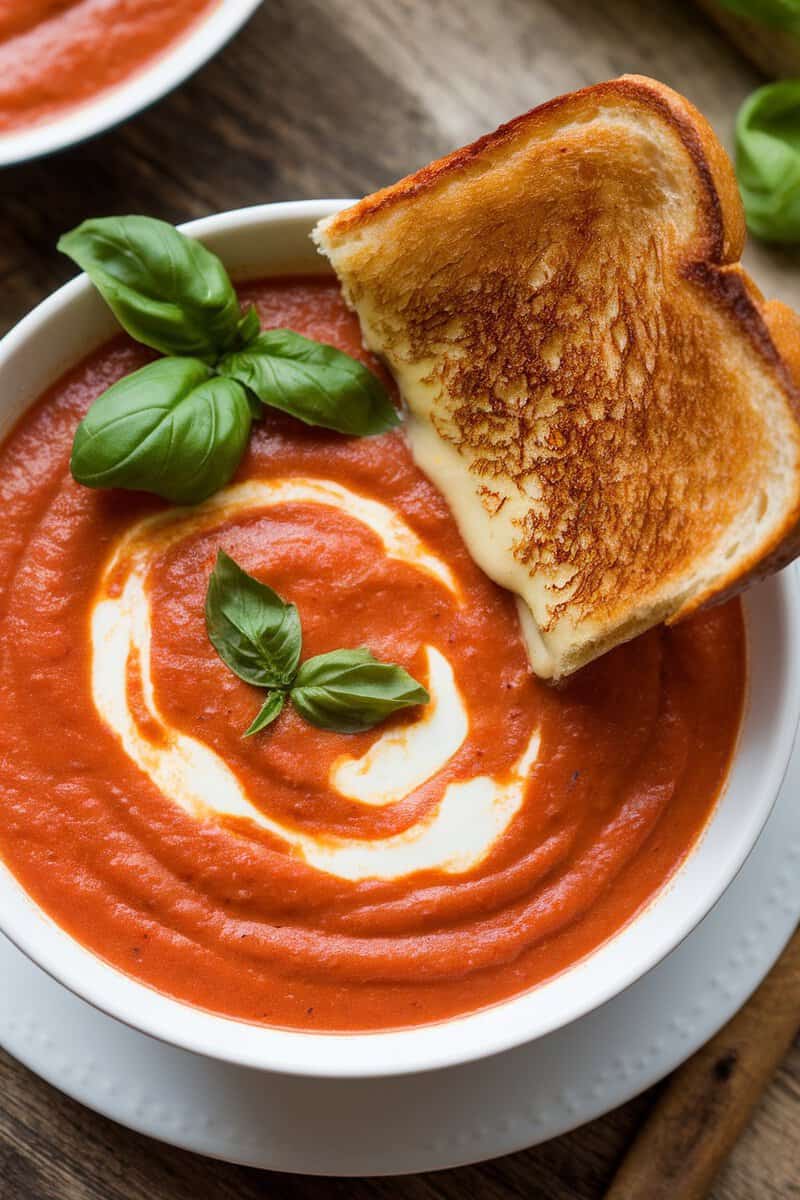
[205, 551, 428, 735]
[736, 81, 800, 243]
[59, 215, 398, 504]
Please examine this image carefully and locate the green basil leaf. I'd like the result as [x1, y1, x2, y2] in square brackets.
[244, 691, 285, 737]
[736, 81, 800, 243]
[718, 0, 800, 30]
[242, 385, 264, 419]
[71, 358, 252, 504]
[290, 648, 429, 733]
[236, 306, 261, 346]
[58, 216, 242, 359]
[217, 329, 399, 435]
[205, 550, 302, 689]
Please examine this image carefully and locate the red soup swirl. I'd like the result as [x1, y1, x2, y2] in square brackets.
[0, 277, 746, 1031]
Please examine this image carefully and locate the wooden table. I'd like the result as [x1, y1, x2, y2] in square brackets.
[0, 2, 797, 1196]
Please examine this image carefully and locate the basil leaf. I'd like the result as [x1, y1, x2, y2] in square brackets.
[244, 691, 285, 737]
[71, 358, 252, 504]
[205, 551, 302, 689]
[236, 306, 261, 346]
[205, 560, 428, 738]
[58, 216, 242, 359]
[290, 648, 429, 734]
[718, 0, 800, 30]
[218, 329, 399, 435]
[736, 81, 800, 243]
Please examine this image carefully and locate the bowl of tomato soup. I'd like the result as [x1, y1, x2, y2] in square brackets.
[0, 201, 797, 1078]
[0, 0, 262, 166]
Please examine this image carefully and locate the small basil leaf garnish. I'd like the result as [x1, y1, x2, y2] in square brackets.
[290, 648, 430, 734]
[244, 691, 285, 737]
[58, 216, 242, 359]
[736, 81, 800, 243]
[204, 557, 429, 737]
[71, 358, 252, 504]
[718, 0, 800, 30]
[205, 551, 302, 689]
[218, 329, 399, 435]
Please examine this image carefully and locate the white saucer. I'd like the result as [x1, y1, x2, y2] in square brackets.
[2, 730, 799, 1175]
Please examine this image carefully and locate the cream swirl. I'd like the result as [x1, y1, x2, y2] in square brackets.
[90, 477, 540, 881]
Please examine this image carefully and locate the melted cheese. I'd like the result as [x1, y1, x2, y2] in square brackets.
[334, 306, 598, 678]
[405, 400, 560, 675]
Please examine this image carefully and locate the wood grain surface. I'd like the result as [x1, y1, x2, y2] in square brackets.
[606, 927, 800, 1200]
[0, 1, 798, 1196]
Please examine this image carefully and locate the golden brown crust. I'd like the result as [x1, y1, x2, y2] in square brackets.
[323, 77, 764, 358]
[318, 76, 800, 672]
[326, 76, 742, 258]
[324, 74, 787, 414]
[681, 299, 800, 616]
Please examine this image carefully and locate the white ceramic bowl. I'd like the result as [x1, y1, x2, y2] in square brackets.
[0, 201, 798, 1078]
[0, 0, 262, 167]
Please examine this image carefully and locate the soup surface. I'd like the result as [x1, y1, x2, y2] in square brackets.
[0, 277, 746, 1031]
[0, 0, 216, 134]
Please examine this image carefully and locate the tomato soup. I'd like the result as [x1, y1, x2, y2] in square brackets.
[0, 278, 746, 1031]
[0, 0, 217, 134]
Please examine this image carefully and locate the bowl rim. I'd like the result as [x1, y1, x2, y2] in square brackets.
[0, 199, 798, 1079]
[0, 0, 263, 167]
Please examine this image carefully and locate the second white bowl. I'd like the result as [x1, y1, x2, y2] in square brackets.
[0, 0, 263, 167]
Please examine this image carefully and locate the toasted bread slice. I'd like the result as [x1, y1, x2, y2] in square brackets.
[314, 76, 800, 679]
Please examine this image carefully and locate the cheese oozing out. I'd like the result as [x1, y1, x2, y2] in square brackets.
[90, 477, 540, 882]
